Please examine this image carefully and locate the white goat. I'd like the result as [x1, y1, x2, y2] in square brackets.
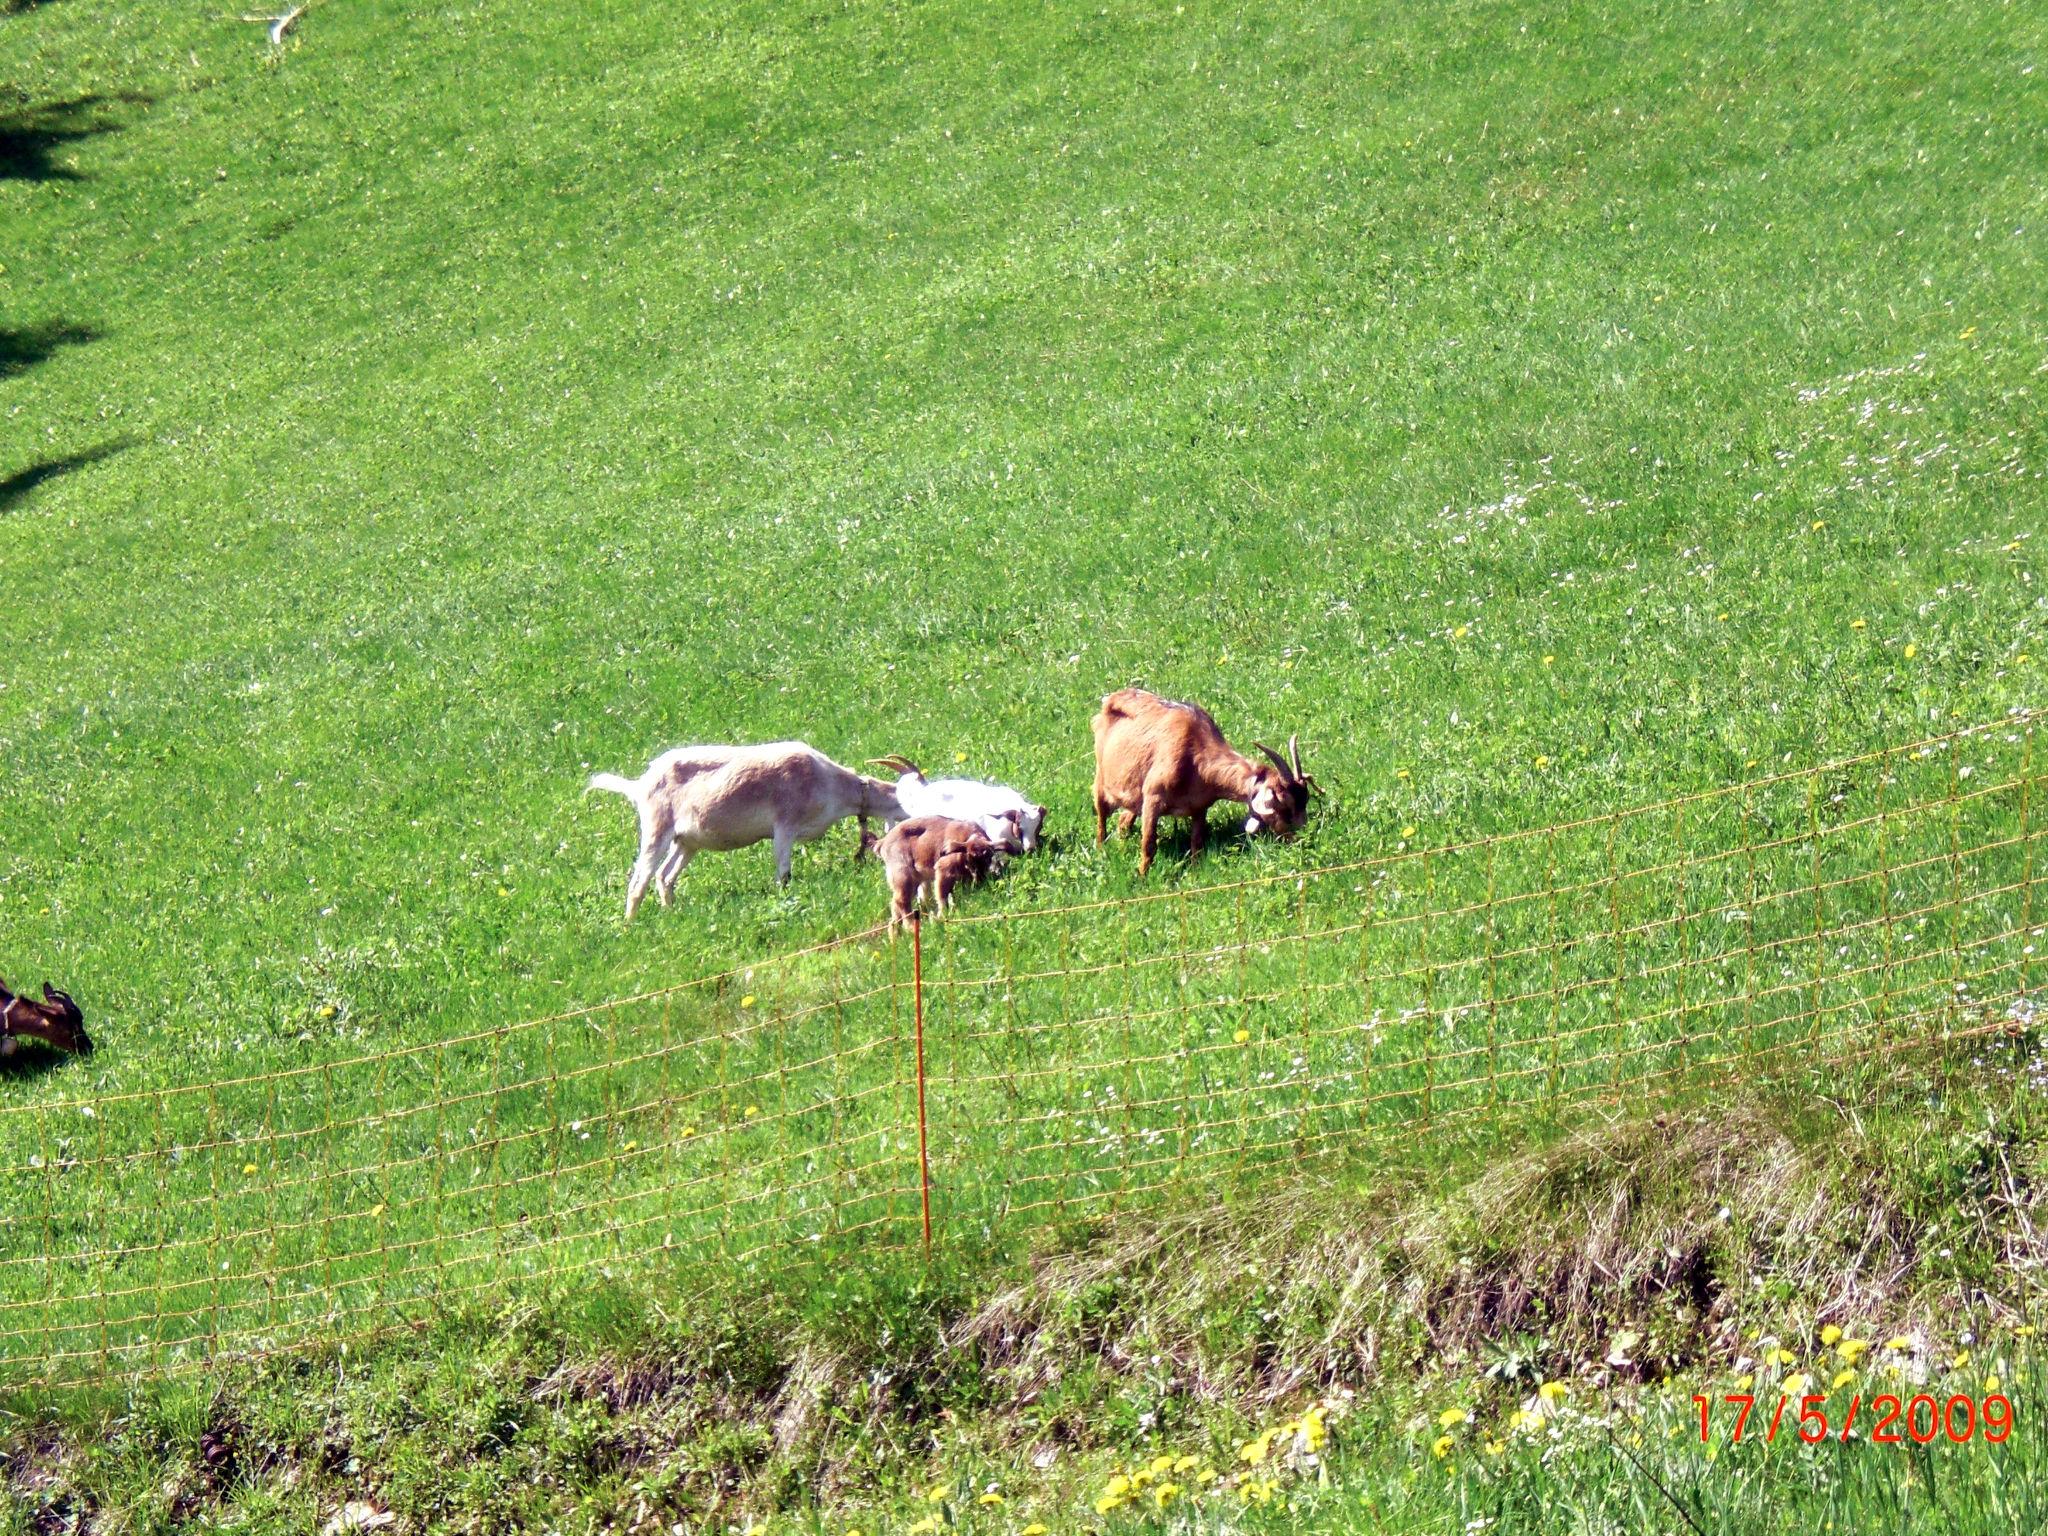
[589, 742, 903, 918]
[867, 755, 1047, 852]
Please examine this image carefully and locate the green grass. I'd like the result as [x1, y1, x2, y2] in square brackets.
[9, 1065, 2046, 1534]
[5, 0, 2048, 1522]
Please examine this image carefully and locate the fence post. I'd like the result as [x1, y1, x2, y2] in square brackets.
[911, 913, 933, 1260]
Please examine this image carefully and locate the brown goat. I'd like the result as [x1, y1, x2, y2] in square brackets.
[862, 815, 1006, 928]
[1091, 688, 1318, 874]
[0, 977, 93, 1057]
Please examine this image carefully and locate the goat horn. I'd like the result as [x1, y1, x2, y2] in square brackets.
[865, 755, 923, 777]
[1251, 741, 1292, 777]
[1287, 734, 1302, 778]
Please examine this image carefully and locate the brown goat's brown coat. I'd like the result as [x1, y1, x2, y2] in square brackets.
[865, 815, 1003, 927]
[1091, 688, 1313, 874]
[0, 978, 93, 1056]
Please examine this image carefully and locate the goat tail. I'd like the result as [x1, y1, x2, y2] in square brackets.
[585, 772, 641, 803]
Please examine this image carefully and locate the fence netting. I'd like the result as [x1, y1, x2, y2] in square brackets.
[3, 713, 2038, 1390]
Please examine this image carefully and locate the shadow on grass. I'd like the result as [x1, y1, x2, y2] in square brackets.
[0, 1045, 80, 1083]
[0, 438, 133, 511]
[0, 320, 97, 379]
[0, 91, 150, 182]
[2, 1, 67, 13]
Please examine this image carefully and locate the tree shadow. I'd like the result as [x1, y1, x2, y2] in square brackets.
[0, 90, 150, 182]
[0, 437, 132, 511]
[2, 1, 68, 14]
[0, 320, 97, 379]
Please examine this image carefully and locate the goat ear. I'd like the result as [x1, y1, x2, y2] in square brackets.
[1300, 773, 1326, 799]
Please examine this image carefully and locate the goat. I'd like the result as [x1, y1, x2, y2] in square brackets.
[588, 742, 904, 918]
[861, 815, 1006, 928]
[1091, 688, 1319, 874]
[0, 977, 93, 1057]
[865, 755, 1048, 851]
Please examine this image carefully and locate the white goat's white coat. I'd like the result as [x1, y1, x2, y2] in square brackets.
[589, 742, 902, 918]
[873, 757, 1046, 852]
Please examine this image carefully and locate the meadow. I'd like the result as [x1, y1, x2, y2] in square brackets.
[4, 0, 2047, 1526]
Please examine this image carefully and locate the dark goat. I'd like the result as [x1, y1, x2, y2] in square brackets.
[0, 977, 93, 1056]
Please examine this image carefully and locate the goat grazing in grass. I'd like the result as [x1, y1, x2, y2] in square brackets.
[862, 815, 1010, 928]
[0, 977, 93, 1057]
[588, 742, 904, 918]
[866, 755, 1047, 851]
[1091, 688, 1318, 874]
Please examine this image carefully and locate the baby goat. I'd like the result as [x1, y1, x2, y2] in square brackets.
[589, 742, 904, 918]
[1091, 688, 1318, 874]
[862, 815, 1009, 928]
[867, 755, 1047, 851]
[0, 977, 93, 1057]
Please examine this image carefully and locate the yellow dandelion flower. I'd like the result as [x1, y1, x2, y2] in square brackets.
[1510, 1409, 1542, 1433]
[954, 752, 969, 763]
[1985, 1374, 2002, 1394]
[2017, 654, 2032, 665]
[1812, 519, 1827, 531]
[1831, 1369, 1856, 1390]
[1716, 614, 1728, 623]
[1149, 1455, 1175, 1475]
[1821, 1325, 1843, 1346]
[1431, 1434, 1455, 1459]
[1092, 1494, 1124, 1515]
[1837, 1339, 1870, 1363]
[1951, 1350, 1971, 1368]
[1534, 754, 1550, 770]
[1781, 1373, 1810, 1399]
[1961, 325, 1978, 339]
[1022, 1526, 1049, 1536]
[741, 995, 756, 1009]
[1437, 1408, 1468, 1429]
[1770, 1348, 1797, 1366]
[907, 1518, 942, 1536]
[622, 1140, 637, 1153]
[681, 1126, 697, 1139]
[1106, 1475, 1131, 1498]
[926, 1483, 948, 1504]
[1885, 1336, 1912, 1351]
[2014, 1326, 2036, 1338]
[1904, 643, 1918, 659]
[1453, 625, 1469, 639]
[1733, 1373, 1754, 1389]
[1152, 1484, 1180, 1509]
[1173, 1455, 1201, 1473]
[367, 1203, 385, 1219]
[745, 1105, 761, 1118]
[1538, 1381, 1568, 1403]
[977, 1493, 1003, 1507]
[1542, 653, 1556, 664]
[1400, 825, 1417, 839]
[1484, 1439, 1505, 1456]
[241, 1163, 259, 1176]
[1396, 767, 1411, 779]
[1233, 1028, 1250, 1044]
[1850, 619, 1867, 630]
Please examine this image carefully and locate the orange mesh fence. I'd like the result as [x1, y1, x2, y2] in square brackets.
[3, 711, 2040, 1391]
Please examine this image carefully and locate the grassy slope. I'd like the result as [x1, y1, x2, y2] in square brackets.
[10, 1054, 2046, 1534]
[5, 0, 2043, 1064]
[6, 0, 2048, 1526]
